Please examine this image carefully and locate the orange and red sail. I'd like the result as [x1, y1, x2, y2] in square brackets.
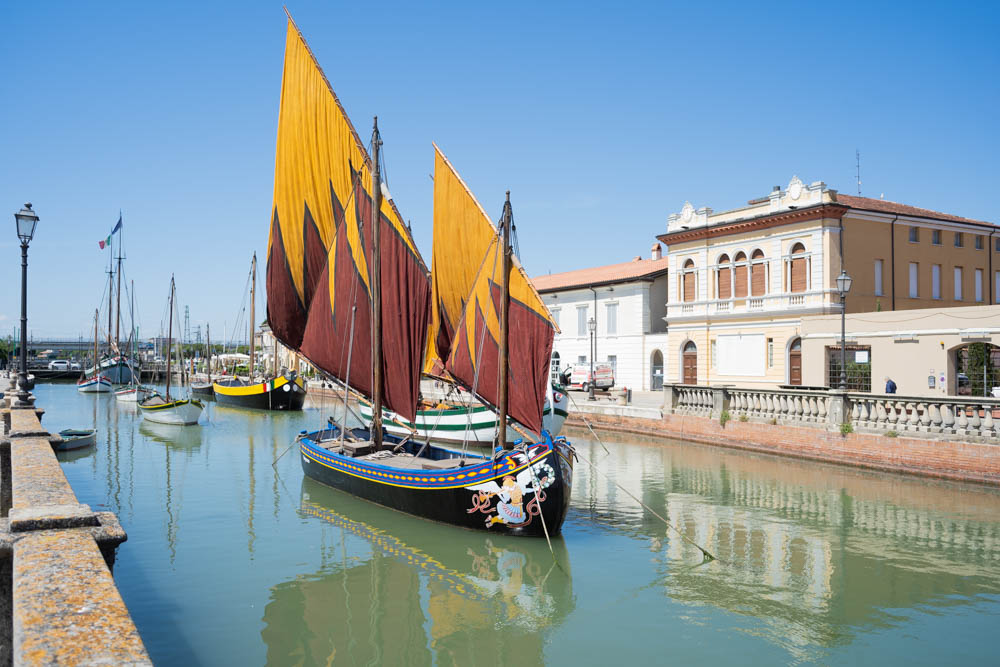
[265, 18, 429, 421]
[429, 148, 558, 434]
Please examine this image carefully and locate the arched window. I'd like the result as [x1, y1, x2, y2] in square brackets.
[751, 249, 766, 296]
[717, 254, 731, 300]
[682, 259, 696, 302]
[734, 251, 748, 298]
[790, 243, 807, 293]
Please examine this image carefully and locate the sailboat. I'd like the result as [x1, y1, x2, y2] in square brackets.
[78, 309, 113, 393]
[266, 14, 573, 536]
[138, 276, 204, 425]
[213, 253, 306, 410]
[89, 218, 136, 384]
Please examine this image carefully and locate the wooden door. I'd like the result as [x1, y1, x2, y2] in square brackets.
[789, 338, 802, 385]
[682, 343, 697, 384]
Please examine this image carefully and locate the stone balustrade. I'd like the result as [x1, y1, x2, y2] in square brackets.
[665, 383, 1000, 442]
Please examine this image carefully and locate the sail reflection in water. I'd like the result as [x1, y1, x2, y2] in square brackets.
[261, 481, 574, 665]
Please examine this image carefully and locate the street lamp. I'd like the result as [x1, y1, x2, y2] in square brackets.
[14, 203, 39, 405]
[587, 316, 596, 401]
[836, 269, 853, 390]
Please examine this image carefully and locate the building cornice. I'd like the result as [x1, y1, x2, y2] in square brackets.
[657, 203, 849, 246]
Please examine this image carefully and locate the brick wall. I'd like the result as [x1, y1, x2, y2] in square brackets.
[566, 411, 1000, 486]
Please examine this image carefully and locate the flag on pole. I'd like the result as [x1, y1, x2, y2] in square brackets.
[97, 213, 123, 249]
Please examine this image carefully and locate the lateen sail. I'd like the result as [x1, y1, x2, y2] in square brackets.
[266, 17, 430, 420]
[434, 148, 557, 434]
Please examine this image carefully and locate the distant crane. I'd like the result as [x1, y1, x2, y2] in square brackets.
[184, 305, 191, 344]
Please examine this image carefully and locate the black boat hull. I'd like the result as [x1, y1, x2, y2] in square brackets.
[300, 428, 574, 537]
[212, 374, 305, 411]
[190, 383, 215, 399]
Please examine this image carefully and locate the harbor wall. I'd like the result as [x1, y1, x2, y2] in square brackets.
[0, 381, 151, 665]
[567, 406, 1000, 487]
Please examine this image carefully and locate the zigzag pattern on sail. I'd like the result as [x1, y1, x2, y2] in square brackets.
[266, 17, 429, 420]
[432, 148, 557, 434]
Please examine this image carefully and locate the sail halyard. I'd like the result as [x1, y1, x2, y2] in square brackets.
[266, 14, 430, 422]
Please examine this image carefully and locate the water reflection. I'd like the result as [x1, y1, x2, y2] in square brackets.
[261, 480, 574, 665]
[571, 433, 1000, 660]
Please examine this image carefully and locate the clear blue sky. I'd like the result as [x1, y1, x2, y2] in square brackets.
[2, 1, 998, 341]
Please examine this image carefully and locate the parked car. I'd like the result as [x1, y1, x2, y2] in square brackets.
[70, 361, 81, 370]
[47, 360, 70, 371]
[567, 362, 615, 392]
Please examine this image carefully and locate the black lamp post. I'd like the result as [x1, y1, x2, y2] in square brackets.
[14, 203, 39, 405]
[587, 316, 596, 401]
[836, 269, 853, 390]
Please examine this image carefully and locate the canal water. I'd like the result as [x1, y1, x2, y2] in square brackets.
[36, 382, 1000, 665]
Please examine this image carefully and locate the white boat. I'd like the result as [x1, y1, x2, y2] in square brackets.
[114, 385, 154, 402]
[137, 276, 202, 425]
[77, 374, 113, 393]
[138, 395, 204, 425]
[360, 386, 569, 445]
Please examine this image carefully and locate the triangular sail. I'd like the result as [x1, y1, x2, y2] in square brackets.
[435, 150, 557, 434]
[424, 145, 504, 376]
[266, 17, 430, 420]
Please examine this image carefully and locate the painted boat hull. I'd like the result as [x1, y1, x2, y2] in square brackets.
[77, 375, 113, 393]
[213, 374, 306, 411]
[359, 389, 569, 445]
[300, 427, 574, 537]
[56, 428, 96, 451]
[138, 397, 204, 425]
[114, 386, 153, 402]
[86, 357, 136, 384]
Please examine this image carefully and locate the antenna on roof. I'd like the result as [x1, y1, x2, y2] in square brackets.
[856, 149, 862, 196]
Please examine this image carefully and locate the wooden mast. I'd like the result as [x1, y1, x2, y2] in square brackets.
[370, 117, 384, 448]
[166, 276, 175, 401]
[115, 241, 122, 357]
[107, 236, 114, 355]
[93, 309, 99, 380]
[497, 192, 512, 449]
[206, 323, 211, 383]
[249, 253, 256, 380]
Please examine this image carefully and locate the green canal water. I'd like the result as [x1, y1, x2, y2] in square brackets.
[35, 382, 1000, 665]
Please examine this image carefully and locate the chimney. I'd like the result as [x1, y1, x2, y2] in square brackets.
[651, 242, 662, 260]
[772, 185, 780, 192]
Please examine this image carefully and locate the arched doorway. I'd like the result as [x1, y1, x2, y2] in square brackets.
[954, 342, 1000, 396]
[788, 337, 802, 386]
[682, 341, 697, 385]
[650, 349, 664, 390]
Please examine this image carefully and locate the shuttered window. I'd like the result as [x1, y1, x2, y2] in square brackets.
[682, 259, 696, 302]
[932, 264, 941, 299]
[751, 249, 766, 295]
[909, 262, 919, 298]
[874, 259, 884, 296]
[976, 269, 984, 302]
[717, 255, 731, 299]
[954, 267, 963, 300]
[789, 244, 807, 293]
[734, 252, 748, 298]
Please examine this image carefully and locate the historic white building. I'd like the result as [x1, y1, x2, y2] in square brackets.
[533, 247, 669, 391]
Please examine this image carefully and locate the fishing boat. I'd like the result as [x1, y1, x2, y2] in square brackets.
[358, 386, 569, 445]
[213, 254, 307, 410]
[114, 384, 152, 402]
[78, 309, 113, 393]
[55, 428, 96, 451]
[138, 276, 204, 425]
[266, 14, 572, 536]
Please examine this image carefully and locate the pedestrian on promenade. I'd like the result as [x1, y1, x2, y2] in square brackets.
[885, 376, 897, 394]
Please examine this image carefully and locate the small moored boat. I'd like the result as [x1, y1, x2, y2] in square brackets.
[114, 385, 153, 402]
[77, 374, 113, 393]
[55, 428, 96, 451]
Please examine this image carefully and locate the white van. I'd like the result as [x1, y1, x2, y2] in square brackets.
[567, 363, 615, 392]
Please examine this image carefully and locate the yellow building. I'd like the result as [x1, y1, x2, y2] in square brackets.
[657, 176, 998, 389]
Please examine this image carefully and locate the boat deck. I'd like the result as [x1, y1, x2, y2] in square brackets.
[312, 436, 472, 471]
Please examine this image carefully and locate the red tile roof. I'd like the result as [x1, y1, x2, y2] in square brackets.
[533, 256, 669, 292]
[836, 194, 994, 226]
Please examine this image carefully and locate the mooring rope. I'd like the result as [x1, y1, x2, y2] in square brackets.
[564, 391, 611, 456]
